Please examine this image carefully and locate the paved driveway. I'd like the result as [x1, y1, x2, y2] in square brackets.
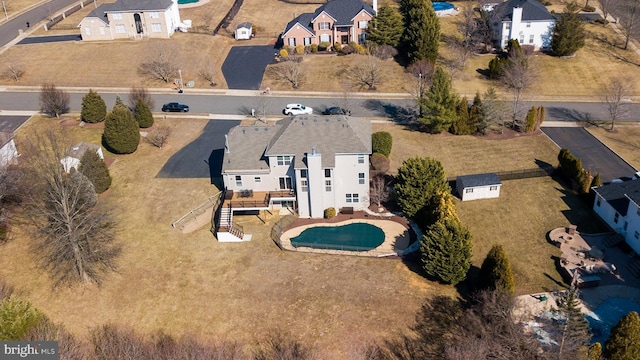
[156, 120, 240, 185]
[543, 127, 636, 182]
[0, 115, 31, 133]
[17, 34, 81, 45]
[221, 45, 276, 90]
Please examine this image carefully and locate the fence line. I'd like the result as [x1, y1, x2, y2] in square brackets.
[448, 166, 555, 183]
[44, 0, 94, 31]
[172, 191, 222, 231]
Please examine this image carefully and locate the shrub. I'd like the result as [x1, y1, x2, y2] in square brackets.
[295, 45, 305, 55]
[372, 131, 392, 157]
[333, 42, 342, 52]
[340, 45, 355, 55]
[102, 99, 140, 154]
[279, 48, 289, 58]
[310, 44, 318, 53]
[146, 126, 171, 149]
[371, 153, 390, 174]
[583, 5, 595, 12]
[0, 296, 43, 340]
[488, 56, 507, 79]
[79, 150, 112, 194]
[355, 44, 367, 55]
[318, 42, 331, 51]
[324, 207, 336, 219]
[81, 89, 107, 123]
[134, 100, 154, 128]
[478, 244, 515, 295]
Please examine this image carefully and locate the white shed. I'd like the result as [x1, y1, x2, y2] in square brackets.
[60, 142, 104, 173]
[456, 173, 502, 201]
[0, 132, 18, 167]
[235, 22, 253, 40]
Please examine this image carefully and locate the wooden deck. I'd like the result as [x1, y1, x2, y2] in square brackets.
[224, 190, 296, 210]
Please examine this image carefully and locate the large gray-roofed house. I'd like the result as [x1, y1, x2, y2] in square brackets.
[593, 180, 640, 254]
[492, 0, 556, 50]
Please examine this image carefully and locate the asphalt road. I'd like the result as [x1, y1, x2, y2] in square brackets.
[542, 127, 636, 182]
[221, 45, 278, 90]
[17, 34, 81, 44]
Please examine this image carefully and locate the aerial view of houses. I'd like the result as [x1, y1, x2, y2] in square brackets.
[2, 0, 640, 357]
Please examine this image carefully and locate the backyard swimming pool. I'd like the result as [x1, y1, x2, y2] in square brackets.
[290, 223, 385, 252]
[586, 297, 640, 344]
[433, 2, 455, 12]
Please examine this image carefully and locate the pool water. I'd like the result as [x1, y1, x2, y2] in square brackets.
[433, 2, 455, 11]
[290, 223, 385, 251]
[178, 0, 199, 4]
[586, 297, 640, 344]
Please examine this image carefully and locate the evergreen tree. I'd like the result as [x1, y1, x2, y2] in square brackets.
[417, 191, 458, 230]
[367, 2, 403, 47]
[525, 106, 537, 133]
[80, 89, 107, 124]
[78, 150, 112, 194]
[550, 286, 591, 358]
[551, 2, 586, 57]
[400, 0, 440, 63]
[102, 99, 140, 154]
[134, 100, 154, 128]
[591, 173, 601, 187]
[421, 217, 472, 285]
[0, 296, 43, 340]
[451, 96, 476, 135]
[418, 67, 458, 133]
[588, 342, 602, 360]
[478, 244, 515, 295]
[372, 131, 393, 157]
[470, 92, 485, 134]
[395, 156, 449, 218]
[605, 311, 640, 360]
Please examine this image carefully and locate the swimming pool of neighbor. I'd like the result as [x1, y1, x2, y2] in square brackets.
[586, 297, 640, 344]
[433, 1, 455, 12]
[290, 222, 385, 251]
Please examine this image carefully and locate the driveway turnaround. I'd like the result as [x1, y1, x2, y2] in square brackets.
[221, 45, 276, 90]
[543, 127, 636, 182]
[17, 34, 81, 45]
[156, 119, 240, 184]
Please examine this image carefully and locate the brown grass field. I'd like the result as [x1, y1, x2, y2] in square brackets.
[588, 125, 640, 170]
[0, 0, 43, 22]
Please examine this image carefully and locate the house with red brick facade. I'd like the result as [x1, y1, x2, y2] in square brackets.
[281, 0, 377, 47]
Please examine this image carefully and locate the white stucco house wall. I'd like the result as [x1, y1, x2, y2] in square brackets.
[592, 179, 640, 254]
[221, 115, 371, 219]
[0, 132, 18, 167]
[456, 173, 502, 201]
[493, 0, 556, 50]
[78, 0, 181, 41]
[60, 142, 104, 173]
[235, 22, 252, 40]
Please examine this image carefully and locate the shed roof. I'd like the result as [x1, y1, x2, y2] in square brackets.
[236, 22, 252, 29]
[496, 0, 555, 21]
[457, 173, 502, 188]
[593, 180, 640, 216]
[66, 142, 101, 160]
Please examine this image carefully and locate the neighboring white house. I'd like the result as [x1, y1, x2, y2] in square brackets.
[456, 173, 502, 201]
[235, 22, 252, 40]
[593, 179, 640, 254]
[221, 115, 371, 232]
[493, 0, 556, 50]
[60, 142, 104, 173]
[0, 132, 18, 167]
[78, 0, 182, 41]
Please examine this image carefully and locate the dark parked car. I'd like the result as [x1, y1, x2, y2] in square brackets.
[322, 107, 350, 116]
[162, 102, 189, 112]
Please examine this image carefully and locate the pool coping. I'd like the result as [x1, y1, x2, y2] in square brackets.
[279, 218, 414, 257]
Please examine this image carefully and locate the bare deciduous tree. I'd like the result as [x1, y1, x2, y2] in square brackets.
[481, 86, 508, 134]
[349, 54, 386, 91]
[39, 84, 70, 118]
[269, 58, 303, 89]
[617, 0, 640, 50]
[336, 82, 357, 115]
[370, 44, 398, 60]
[198, 61, 218, 87]
[3, 59, 24, 82]
[145, 126, 171, 148]
[370, 175, 389, 208]
[139, 48, 178, 83]
[0, 164, 25, 239]
[406, 59, 435, 116]
[500, 57, 537, 126]
[599, 0, 617, 27]
[128, 86, 155, 111]
[23, 130, 119, 286]
[601, 75, 634, 130]
[253, 331, 317, 360]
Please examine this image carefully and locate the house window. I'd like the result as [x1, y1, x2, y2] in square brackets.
[526, 22, 531, 28]
[235, 175, 242, 187]
[358, 33, 366, 44]
[151, 23, 162, 32]
[359, 173, 365, 185]
[358, 154, 365, 164]
[112, 13, 123, 20]
[279, 177, 292, 190]
[318, 22, 330, 30]
[614, 213, 619, 224]
[346, 193, 359, 203]
[490, 185, 498, 191]
[304, 37, 311, 46]
[466, 188, 473, 193]
[99, 27, 105, 35]
[505, 23, 511, 30]
[115, 24, 126, 33]
[277, 155, 291, 166]
[529, 34, 534, 44]
[301, 179, 308, 192]
[325, 169, 331, 177]
[300, 169, 307, 178]
[597, 198, 601, 207]
[635, 231, 639, 239]
[519, 35, 525, 44]
[320, 34, 330, 43]
[150, 12, 160, 18]
[254, 176, 261, 183]
[288, 38, 296, 46]
[358, 20, 368, 29]
[325, 180, 332, 192]
[85, 27, 91, 35]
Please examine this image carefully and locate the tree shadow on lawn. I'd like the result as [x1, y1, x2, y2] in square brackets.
[363, 99, 419, 127]
[554, 181, 608, 234]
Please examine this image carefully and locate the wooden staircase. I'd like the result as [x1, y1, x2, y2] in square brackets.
[218, 203, 244, 240]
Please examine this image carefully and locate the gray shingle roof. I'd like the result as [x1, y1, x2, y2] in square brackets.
[66, 142, 101, 159]
[593, 180, 640, 216]
[283, 0, 375, 36]
[457, 173, 501, 188]
[222, 124, 281, 173]
[105, 0, 174, 12]
[283, 13, 316, 37]
[496, 0, 555, 21]
[237, 22, 252, 30]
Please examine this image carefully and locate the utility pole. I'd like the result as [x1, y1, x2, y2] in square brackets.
[2, 0, 8, 21]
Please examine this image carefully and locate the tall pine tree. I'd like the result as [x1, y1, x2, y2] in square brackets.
[400, 0, 440, 63]
[478, 244, 515, 295]
[551, 2, 586, 57]
[421, 217, 472, 285]
[134, 100, 154, 128]
[605, 311, 640, 360]
[80, 89, 106, 124]
[367, 2, 403, 47]
[451, 96, 476, 135]
[394, 156, 449, 218]
[419, 67, 458, 133]
[550, 286, 591, 358]
[102, 97, 140, 154]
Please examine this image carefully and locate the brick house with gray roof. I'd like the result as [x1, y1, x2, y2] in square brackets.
[593, 180, 640, 254]
[78, 0, 182, 41]
[492, 0, 556, 50]
[281, 0, 377, 47]
[221, 115, 371, 224]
